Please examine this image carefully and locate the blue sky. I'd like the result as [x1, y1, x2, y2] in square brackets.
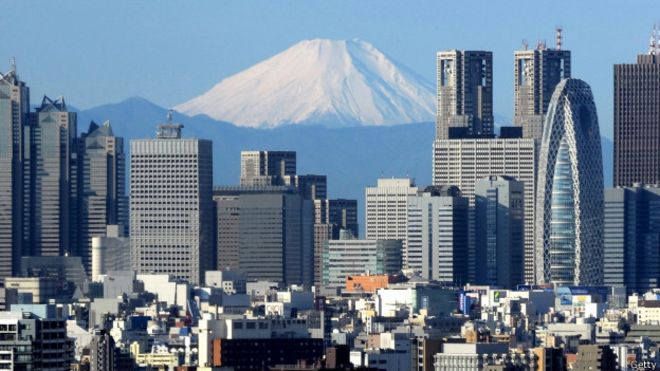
[1, 0, 658, 138]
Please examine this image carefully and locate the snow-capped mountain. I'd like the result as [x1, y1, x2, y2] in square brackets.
[175, 39, 435, 128]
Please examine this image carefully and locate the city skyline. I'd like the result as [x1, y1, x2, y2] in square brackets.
[0, 1, 659, 140]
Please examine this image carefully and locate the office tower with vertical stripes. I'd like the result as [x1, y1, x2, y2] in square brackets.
[76, 121, 127, 274]
[25, 96, 77, 258]
[436, 50, 493, 139]
[0, 64, 29, 280]
[604, 185, 660, 295]
[614, 39, 660, 187]
[514, 33, 571, 142]
[474, 176, 524, 288]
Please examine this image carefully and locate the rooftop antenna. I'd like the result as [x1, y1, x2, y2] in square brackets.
[522, 39, 528, 51]
[653, 22, 660, 55]
[650, 23, 657, 55]
[555, 26, 563, 50]
[9, 57, 16, 73]
[167, 109, 173, 123]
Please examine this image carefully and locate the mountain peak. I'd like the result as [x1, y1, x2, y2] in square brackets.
[174, 39, 434, 128]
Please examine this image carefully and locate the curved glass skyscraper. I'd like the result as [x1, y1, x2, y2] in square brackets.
[535, 78, 603, 286]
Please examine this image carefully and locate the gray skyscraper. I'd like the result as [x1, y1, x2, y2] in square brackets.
[130, 115, 213, 285]
[240, 150, 296, 186]
[604, 185, 660, 294]
[475, 176, 524, 288]
[436, 50, 493, 139]
[25, 96, 77, 258]
[514, 40, 571, 141]
[77, 121, 126, 275]
[0, 64, 28, 280]
[614, 48, 660, 187]
[406, 185, 468, 284]
[535, 78, 604, 286]
[213, 186, 314, 286]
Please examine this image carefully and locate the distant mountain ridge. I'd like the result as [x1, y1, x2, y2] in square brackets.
[175, 39, 436, 128]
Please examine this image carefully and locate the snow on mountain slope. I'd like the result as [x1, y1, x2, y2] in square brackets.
[175, 39, 435, 128]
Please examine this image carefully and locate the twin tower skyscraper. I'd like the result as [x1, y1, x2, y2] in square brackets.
[433, 33, 604, 286]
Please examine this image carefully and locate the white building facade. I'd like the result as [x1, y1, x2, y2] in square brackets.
[130, 119, 214, 285]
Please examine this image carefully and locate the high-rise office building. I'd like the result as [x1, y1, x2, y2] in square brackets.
[77, 121, 126, 274]
[213, 186, 314, 286]
[535, 78, 604, 286]
[328, 199, 359, 237]
[25, 96, 77, 258]
[286, 174, 327, 200]
[432, 138, 536, 283]
[366, 178, 418, 267]
[514, 40, 571, 141]
[474, 176, 524, 288]
[313, 198, 359, 289]
[0, 64, 28, 280]
[213, 192, 240, 271]
[604, 185, 660, 294]
[406, 186, 468, 284]
[240, 150, 296, 186]
[436, 50, 493, 139]
[614, 50, 660, 187]
[130, 115, 214, 285]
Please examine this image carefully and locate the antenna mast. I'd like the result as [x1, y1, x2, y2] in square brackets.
[555, 27, 563, 50]
[650, 23, 657, 55]
[9, 57, 16, 73]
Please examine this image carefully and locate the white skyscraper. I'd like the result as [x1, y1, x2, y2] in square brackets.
[406, 186, 468, 284]
[130, 114, 213, 285]
[433, 138, 536, 283]
[365, 178, 418, 267]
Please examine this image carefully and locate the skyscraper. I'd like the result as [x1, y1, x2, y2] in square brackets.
[514, 40, 571, 141]
[436, 50, 493, 139]
[614, 49, 660, 187]
[213, 186, 314, 286]
[25, 96, 77, 258]
[240, 150, 296, 186]
[406, 186, 468, 284]
[604, 185, 660, 294]
[432, 138, 536, 283]
[535, 78, 604, 286]
[328, 199, 359, 238]
[285, 174, 327, 200]
[365, 178, 418, 267]
[0, 64, 28, 280]
[130, 115, 214, 285]
[475, 176, 524, 288]
[77, 121, 126, 274]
